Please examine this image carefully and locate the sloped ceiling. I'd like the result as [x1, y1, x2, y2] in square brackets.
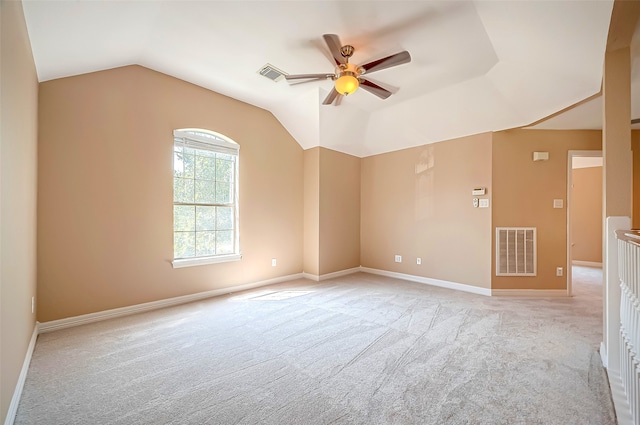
[529, 17, 640, 131]
[22, 1, 614, 157]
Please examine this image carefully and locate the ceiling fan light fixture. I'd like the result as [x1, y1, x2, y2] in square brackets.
[335, 74, 359, 95]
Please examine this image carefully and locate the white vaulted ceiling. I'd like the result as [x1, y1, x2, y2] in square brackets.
[22, 1, 615, 157]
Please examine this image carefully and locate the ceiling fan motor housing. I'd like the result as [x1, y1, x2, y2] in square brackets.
[336, 62, 363, 79]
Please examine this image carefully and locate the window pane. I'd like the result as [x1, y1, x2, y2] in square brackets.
[196, 231, 216, 256]
[216, 231, 234, 254]
[216, 207, 233, 230]
[173, 136, 239, 261]
[174, 151, 185, 177]
[180, 150, 195, 178]
[217, 153, 235, 161]
[195, 154, 216, 180]
[174, 206, 195, 231]
[216, 158, 234, 182]
[197, 149, 215, 157]
[195, 206, 216, 231]
[174, 178, 194, 203]
[174, 231, 195, 258]
[215, 182, 232, 204]
[194, 179, 215, 204]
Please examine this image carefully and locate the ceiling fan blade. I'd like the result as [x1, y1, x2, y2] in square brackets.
[285, 73, 334, 81]
[323, 34, 346, 66]
[361, 51, 411, 74]
[334, 93, 343, 106]
[359, 78, 392, 100]
[322, 88, 340, 105]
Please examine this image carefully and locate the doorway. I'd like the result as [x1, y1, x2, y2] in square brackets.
[567, 150, 603, 296]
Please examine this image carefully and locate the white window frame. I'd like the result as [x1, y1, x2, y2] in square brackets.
[172, 128, 241, 268]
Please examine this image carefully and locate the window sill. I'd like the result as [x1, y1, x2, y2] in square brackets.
[172, 254, 242, 269]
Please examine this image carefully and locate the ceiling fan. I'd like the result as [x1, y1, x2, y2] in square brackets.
[285, 34, 411, 105]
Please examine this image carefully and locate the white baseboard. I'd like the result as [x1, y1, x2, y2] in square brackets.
[303, 267, 361, 282]
[572, 260, 603, 268]
[360, 267, 492, 296]
[302, 272, 319, 281]
[600, 341, 608, 368]
[491, 289, 568, 297]
[38, 273, 304, 333]
[5, 324, 38, 425]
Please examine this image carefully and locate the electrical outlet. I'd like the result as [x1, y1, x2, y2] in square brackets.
[271, 258, 277, 267]
[416, 258, 422, 265]
[556, 267, 563, 276]
[394, 255, 402, 263]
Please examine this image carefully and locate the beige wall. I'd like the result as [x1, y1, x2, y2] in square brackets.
[492, 130, 601, 290]
[361, 133, 492, 288]
[603, 47, 633, 219]
[38, 65, 304, 322]
[571, 166, 603, 263]
[318, 148, 360, 275]
[1, 0, 39, 422]
[303, 148, 320, 275]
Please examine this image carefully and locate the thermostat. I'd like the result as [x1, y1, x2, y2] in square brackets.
[472, 188, 486, 196]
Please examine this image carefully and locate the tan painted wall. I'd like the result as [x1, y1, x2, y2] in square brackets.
[0, 1, 39, 421]
[318, 148, 360, 275]
[571, 166, 603, 263]
[303, 148, 320, 275]
[603, 47, 633, 219]
[38, 65, 303, 322]
[492, 130, 601, 290]
[361, 133, 492, 288]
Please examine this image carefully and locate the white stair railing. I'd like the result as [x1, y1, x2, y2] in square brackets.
[617, 229, 640, 425]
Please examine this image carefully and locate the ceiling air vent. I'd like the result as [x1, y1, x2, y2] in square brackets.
[258, 64, 287, 82]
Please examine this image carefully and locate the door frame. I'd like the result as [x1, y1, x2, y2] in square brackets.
[566, 150, 602, 296]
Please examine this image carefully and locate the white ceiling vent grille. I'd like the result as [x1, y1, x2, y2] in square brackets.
[496, 227, 537, 276]
[258, 64, 287, 82]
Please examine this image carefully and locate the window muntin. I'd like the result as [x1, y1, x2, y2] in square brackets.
[173, 129, 239, 266]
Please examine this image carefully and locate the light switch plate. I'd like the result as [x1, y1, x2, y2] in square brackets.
[479, 199, 489, 208]
[553, 199, 564, 209]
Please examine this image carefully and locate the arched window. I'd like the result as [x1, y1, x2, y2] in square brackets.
[172, 129, 240, 267]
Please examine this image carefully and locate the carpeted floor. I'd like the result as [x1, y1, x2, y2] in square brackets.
[15, 267, 615, 424]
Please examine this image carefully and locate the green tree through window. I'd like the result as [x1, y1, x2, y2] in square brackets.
[173, 129, 239, 266]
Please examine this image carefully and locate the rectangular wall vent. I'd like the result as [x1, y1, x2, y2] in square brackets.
[496, 227, 536, 276]
[258, 64, 287, 82]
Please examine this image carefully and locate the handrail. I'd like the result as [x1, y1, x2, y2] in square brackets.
[616, 229, 640, 247]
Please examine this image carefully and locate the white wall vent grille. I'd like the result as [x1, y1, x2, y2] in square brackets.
[496, 227, 537, 276]
[258, 64, 287, 82]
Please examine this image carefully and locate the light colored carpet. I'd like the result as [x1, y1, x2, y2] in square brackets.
[16, 267, 615, 424]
